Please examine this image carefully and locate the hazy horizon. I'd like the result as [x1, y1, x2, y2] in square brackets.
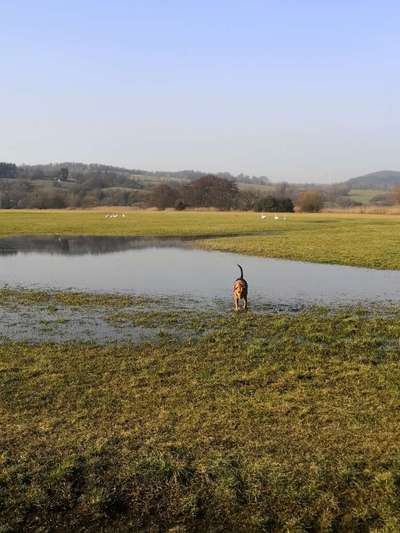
[2, 1, 399, 183]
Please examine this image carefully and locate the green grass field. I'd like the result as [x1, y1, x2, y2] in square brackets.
[1, 289, 400, 531]
[199, 216, 400, 269]
[0, 209, 269, 238]
[237, 182, 276, 194]
[2, 209, 400, 269]
[2, 212, 400, 530]
[348, 188, 387, 204]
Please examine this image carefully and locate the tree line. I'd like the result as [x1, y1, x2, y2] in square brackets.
[0, 161, 328, 211]
[0, 179, 142, 209]
[0, 172, 327, 211]
[150, 175, 300, 211]
[0, 162, 270, 186]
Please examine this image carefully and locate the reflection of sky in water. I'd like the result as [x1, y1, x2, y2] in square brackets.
[1, 236, 400, 305]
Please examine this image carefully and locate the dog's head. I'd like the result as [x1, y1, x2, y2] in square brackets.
[233, 279, 246, 296]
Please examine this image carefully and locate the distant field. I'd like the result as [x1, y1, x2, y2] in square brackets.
[0, 209, 273, 238]
[2, 209, 400, 269]
[237, 182, 276, 194]
[348, 187, 387, 204]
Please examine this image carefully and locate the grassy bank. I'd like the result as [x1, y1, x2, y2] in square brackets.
[199, 214, 400, 269]
[1, 293, 400, 531]
[2, 209, 400, 269]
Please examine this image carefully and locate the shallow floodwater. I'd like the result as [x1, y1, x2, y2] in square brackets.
[1, 235, 400, 306]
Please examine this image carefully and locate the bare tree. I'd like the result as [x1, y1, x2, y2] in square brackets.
[150, 184, 179, 209]
[296, 190, 324, 212]
[60, 167, 69, 181]
[186, 175, 239, 209]
[392, 186, 400, 204]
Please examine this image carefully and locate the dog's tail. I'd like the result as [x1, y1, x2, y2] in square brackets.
[237, 264, 244, 279]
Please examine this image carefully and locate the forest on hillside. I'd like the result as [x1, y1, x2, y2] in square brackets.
[0, 162, 399, 211]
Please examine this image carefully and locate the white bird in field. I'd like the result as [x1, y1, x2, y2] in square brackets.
[274, 216, 279, 220]
[261, 215, 266, 219]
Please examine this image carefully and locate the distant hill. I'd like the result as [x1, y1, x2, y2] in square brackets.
[345, 170, 400, 189]
[14, 162, 270, 186]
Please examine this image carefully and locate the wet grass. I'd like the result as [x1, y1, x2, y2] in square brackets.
[0, 289, 182, 345]
[0, 288, 163, 308]
[1, 291, 400, 531]
[3, 210, 400, 269]
[107, 309, 226, 332]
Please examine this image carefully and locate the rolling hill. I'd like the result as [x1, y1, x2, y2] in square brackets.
[345, 170, 400, 189]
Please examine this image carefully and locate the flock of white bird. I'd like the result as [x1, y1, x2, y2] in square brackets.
[260, 214, 287, 221]
[103, 213, 289, 222]
[103, 213, 285, 221]
[104, 213, 127, 218]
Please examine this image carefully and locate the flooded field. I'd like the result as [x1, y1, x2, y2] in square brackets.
[1, 235, 400, 306]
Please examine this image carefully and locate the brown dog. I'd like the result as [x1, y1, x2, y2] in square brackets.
[233, 264, 248, 311]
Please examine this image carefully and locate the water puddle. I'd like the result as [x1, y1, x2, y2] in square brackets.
[1, 235, 400, 306]
[0, 305, 159, 344]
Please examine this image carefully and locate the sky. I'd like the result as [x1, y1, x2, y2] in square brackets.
[1, 1, 399, 182]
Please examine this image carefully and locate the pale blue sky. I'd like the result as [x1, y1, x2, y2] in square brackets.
[1, 0, 399, 181]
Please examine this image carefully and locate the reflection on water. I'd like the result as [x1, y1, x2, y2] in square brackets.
[1, 235, 400, 305]
[0, 235, 192, 255]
